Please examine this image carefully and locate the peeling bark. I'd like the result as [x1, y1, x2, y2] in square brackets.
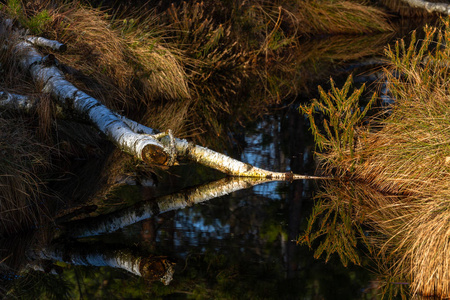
[400, 0, 450, 14]
[65, 177, 276, 238]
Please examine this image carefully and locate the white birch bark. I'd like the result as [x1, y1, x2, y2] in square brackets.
[119, 115, 327, 180]
[66, 177, 275, 238]
[0, 90, 36, 112]
[3, 22, 328, 179]
[26, 36, 67, 52]
[12, 39, 171, 165]
[400, 0, 450, 14]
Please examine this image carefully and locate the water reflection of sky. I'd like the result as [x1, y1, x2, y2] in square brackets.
[172, 212, 231, 251]
[241, 115, 290, 200]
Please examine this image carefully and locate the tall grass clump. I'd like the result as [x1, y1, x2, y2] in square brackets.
[301, 19, 450, 298]
[303, 22, 450, 196]
[353, 24, 450, 195]
[292, 0, 393, 35]
[49, 5, 190, 111]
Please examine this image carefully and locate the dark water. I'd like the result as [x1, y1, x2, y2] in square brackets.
[2, 110, 377, 299]
[1, 31, 418, 299]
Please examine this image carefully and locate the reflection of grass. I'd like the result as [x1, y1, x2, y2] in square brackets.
[0, 118, 51, 235]
[298, 181, 365, 267]
[299, 180, 415, 298]
[302, 179, 450, 298]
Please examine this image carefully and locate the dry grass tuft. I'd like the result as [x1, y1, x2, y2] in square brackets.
[26, 3, 191, 113]
[302, 19, 450, 298]
[349, 24, 450, 196]
[303, 22, 450, 196]
[292, 0, 393, 35]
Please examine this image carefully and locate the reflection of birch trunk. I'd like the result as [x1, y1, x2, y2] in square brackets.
[65, 177, 275, 238]
[29, 244, 175, 285]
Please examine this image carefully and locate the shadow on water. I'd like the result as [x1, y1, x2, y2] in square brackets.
[1, 31, 426, 299]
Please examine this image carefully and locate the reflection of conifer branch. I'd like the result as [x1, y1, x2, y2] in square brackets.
[63, 177, 277, 238]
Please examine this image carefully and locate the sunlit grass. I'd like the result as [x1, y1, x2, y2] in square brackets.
[301, 18, 450, 298]
[292, 0, 393, 35]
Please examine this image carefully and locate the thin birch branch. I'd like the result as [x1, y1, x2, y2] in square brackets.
[400, 0, 450, 14]
[26, 36, 67, 52]
[0, 90, 37, 112]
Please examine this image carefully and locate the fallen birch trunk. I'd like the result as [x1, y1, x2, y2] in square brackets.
[12, 37, 171, 166]
[4, 27, 328, 179]
[120, 115, 326, 180]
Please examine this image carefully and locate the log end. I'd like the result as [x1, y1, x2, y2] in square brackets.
[140, 256, 175, 285]
[58, 44, 67, 52]
[142, 144, 169, 165]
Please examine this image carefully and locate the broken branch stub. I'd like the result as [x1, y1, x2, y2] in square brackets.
[26, 36, 67, 52]
[400, 0, 450, 15]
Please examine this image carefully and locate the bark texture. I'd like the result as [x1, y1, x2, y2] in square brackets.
[0, 90, 36, 112]
[26, 36, 67, 52]
[11, 36, 170, 165]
